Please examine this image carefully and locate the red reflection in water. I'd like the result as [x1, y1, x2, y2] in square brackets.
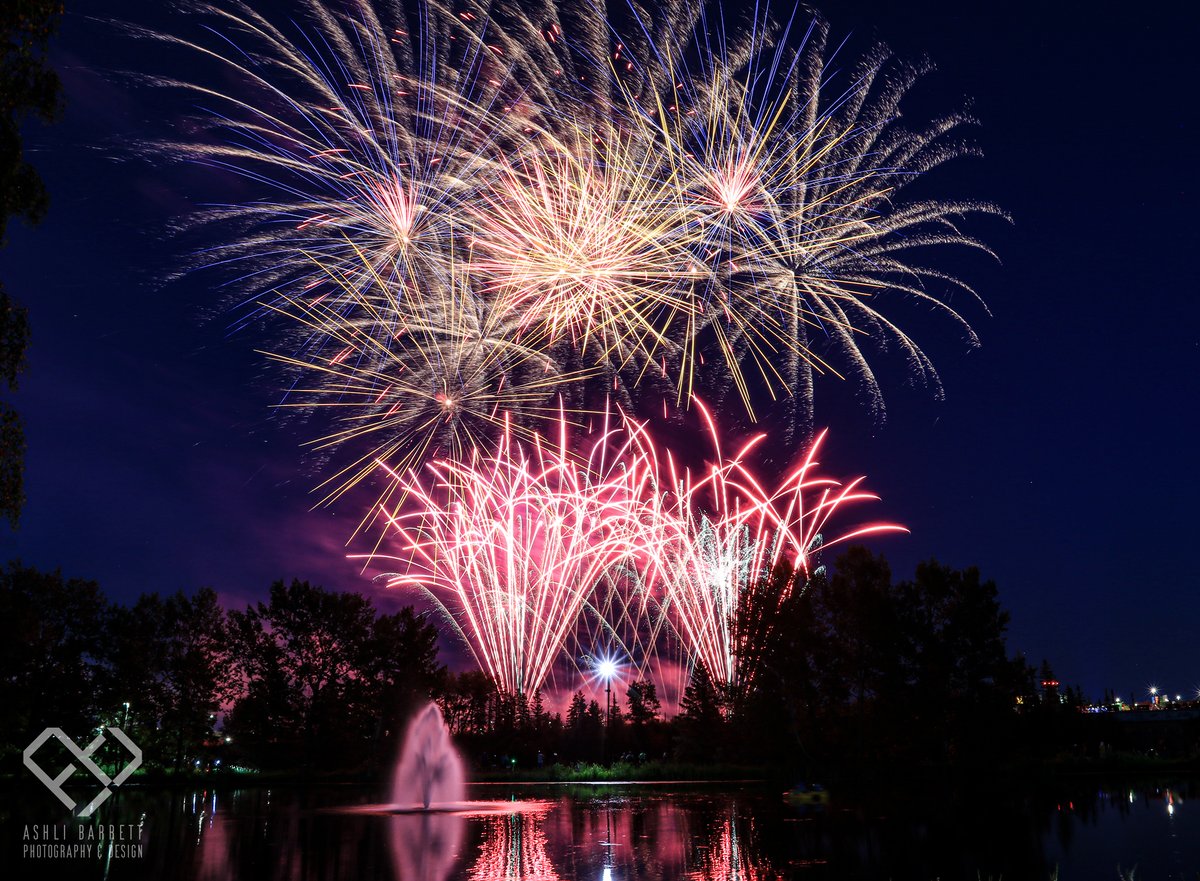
[194, 790, 783, 880]
[688, 814, 777, 881]
[539, 796, 695, 880]
[470, 807, 560, 880]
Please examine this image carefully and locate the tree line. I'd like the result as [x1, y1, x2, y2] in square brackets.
[0, 567, 442, 775]
[0, 550, 1078, 777]
[672, 547, 1081, 773]
[431, 548, 1083, 775]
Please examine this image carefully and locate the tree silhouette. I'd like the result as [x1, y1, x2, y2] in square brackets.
[0, 0, 66, 526]
[225, 579, 441, 769]
[627, 680, 661, 727]
[0, 563, 106, 759]
[676, 663, 725, 761]
[101, 587, 230, 770]
[895, 560, 1016, 761]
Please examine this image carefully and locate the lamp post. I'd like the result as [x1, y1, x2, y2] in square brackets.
[111, 702, 131, 780]
[597, 658, 617, 726]
[595, 656, 618, 764]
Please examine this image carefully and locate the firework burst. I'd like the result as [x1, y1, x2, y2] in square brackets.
[646, 402, 907, 688]
[633, 13, 1005, 437]
[154, 0, 999, 480]
[149, 0, 507, 311]
[467, 129, 701, 368]
[373, 415, 659, 696]
[258, 248, 594, 514]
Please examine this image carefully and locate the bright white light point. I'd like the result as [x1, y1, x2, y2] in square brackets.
[1149, 686, 1158, 695]
[597, 659, 617, 681]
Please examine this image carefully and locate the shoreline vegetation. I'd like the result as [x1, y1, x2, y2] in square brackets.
[5, 755, 1198, 790]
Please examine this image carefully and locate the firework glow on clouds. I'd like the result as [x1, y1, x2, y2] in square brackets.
[152, 0, 996, 697]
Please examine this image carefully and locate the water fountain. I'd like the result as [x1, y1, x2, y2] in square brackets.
[334, 701, 555, 881]
[343, 700, 545, 816]
[392, 702, 466, 810]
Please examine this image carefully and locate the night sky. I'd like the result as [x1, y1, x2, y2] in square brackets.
[5, 0, 1197, 702]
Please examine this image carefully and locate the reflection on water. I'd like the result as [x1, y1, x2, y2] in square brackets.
[686, 813, 778, 881]
[470, 810, 555, 881]
[392, 812, 465, 881]
[3, 780, 1198, 879]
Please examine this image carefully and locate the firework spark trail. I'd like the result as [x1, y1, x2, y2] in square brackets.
[373, 414, 663, 696]
[372, 402, 903, 696]
[466, 130, 703, 368]
[646, 402, 907, 688]
[572, 564, 676, 692]
[623, 12, 1006, 438]
[154, 0, 999, 479]
[257, 247, 600, 521]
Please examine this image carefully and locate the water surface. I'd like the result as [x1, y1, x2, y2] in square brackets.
[3, 778, 1197, 879]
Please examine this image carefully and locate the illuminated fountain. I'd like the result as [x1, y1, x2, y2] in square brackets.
[338, 702, 558, 881]
[344, 701, 549, 816]
[383, 703, 468, 881]
[393, 703, 466, 810]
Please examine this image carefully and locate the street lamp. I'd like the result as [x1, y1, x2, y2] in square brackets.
[593, 653, 622, 765]
[597, 658, 617, 726]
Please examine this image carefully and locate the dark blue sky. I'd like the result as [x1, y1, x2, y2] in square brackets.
[4, 0, 1197, 701]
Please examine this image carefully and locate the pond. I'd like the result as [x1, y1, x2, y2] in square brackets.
[4, 777, 1197, 880]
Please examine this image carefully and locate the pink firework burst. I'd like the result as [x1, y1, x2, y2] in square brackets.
[374, 414, 658, 696]
[644, 401, 907, 689]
